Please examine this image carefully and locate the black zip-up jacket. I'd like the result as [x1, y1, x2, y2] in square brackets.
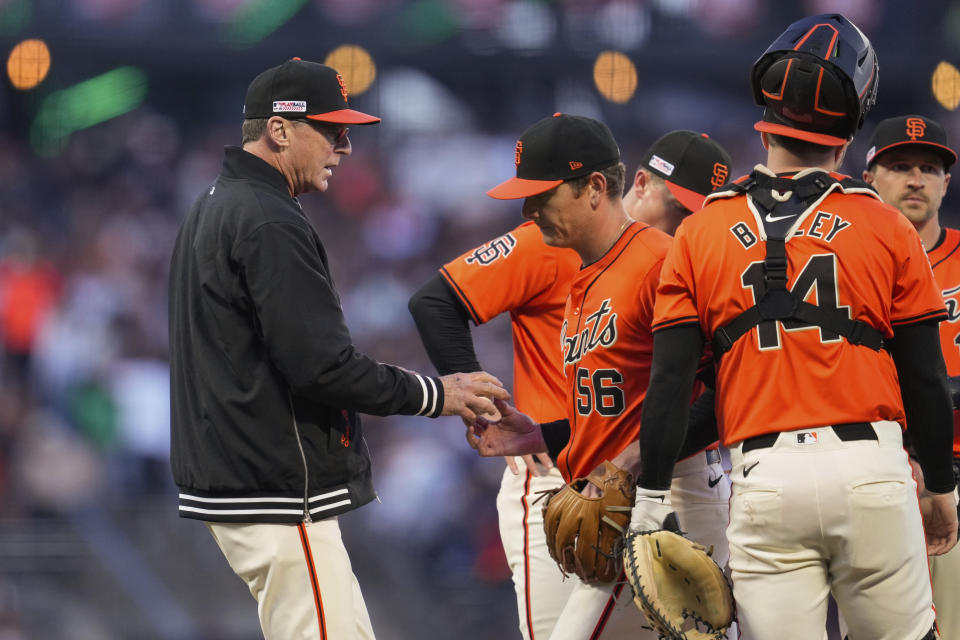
[169, 146, 444, 523]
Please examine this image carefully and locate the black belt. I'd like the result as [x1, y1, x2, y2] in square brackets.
[741, 422, 877, 454]
[705, 449, 721, 465]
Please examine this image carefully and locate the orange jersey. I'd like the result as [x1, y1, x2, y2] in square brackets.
[440, 221, 582, 422]
[654, 174, 947, 446]
[558, 222, 673, 480]
[927, 226, 960, 456]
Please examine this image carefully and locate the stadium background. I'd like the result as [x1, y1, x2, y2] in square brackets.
[0, 1, 958, 638]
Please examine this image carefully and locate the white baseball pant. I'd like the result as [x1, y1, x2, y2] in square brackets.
[546, 449, 734, 640]
[727, 421, 936, 640]
[207, 517, 375, 640]
[930, 530, 960, 637]
[497, 458, 576, 640]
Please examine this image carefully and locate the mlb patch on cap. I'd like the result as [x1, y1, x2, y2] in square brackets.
[243, 58, 380, 125]
[641, 131, 733, 212]
[865, 115, 957, 169]
[487, 113, 621, 200]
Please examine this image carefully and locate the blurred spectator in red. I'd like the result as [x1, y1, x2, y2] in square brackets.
[0, 228, 62, 385]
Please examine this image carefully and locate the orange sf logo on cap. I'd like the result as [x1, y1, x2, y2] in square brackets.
[336, 73, 349, 102]
[569, 161, 583, 170]
[906, 117, 926, 141]
[515, 141, 523, 167]
[711, 163, 729, 189]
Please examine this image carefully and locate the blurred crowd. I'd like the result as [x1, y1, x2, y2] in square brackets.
[0, 107, 534, 638]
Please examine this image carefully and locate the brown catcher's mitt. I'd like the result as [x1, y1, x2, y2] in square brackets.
[623, 529, 734, 640]
[541, 460, 635, 583]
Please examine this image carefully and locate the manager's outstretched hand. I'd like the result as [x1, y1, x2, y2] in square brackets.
[439, 371, 510, 423]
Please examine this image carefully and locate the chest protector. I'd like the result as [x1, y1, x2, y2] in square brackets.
[710, 168, 886, 359]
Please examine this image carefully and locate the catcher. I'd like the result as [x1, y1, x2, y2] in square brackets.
[631, 13, 957, 640]
[473, 114, 735, 639]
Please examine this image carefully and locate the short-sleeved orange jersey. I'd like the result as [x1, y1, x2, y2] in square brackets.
[654, 173, 947, 446]
[440, 221, 582, 423]
[557, 222, 673, 480]
[927, 226, 960, 456]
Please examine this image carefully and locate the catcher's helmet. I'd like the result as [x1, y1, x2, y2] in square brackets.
[752, 13, 878, 146]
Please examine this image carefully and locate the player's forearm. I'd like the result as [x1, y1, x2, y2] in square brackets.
[677, 388, 719, 459]
[541, 419, 570, 459]
[408, 273, 482, 375]
[639, 326, 704, 490]
[888, 320, 957, 494]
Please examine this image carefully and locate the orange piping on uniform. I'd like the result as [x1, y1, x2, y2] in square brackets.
[589, 575, 626, 639]
[522, 469, 536, 639]
[298, 523, 328, 639]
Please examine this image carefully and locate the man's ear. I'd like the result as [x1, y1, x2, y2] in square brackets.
[589, 171, 607, 207]
[266, 116, 290, 148]
[633, 169, 650, 199]
[862, 168, 875, 184]
[834, 140, 851, 167]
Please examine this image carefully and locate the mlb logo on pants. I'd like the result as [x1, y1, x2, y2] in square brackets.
[796, 432, 818, 445]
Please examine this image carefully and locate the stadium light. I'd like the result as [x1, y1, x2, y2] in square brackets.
[932, 61, 960, 111]
[325, 45, 376, 96]
[593, 51, 637, 104]
[7, 38, 49, 90]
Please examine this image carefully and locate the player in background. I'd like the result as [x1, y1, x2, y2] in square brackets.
[463, 113, 734, 639]
[629, 14, 958, 640]
[863, 114, 960, 640]
[409, 127, 732, 640]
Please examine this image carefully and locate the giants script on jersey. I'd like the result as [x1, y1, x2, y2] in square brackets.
[561, 298, 618, 368]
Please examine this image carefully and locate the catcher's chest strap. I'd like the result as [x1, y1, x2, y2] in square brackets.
[712, 171, 885, 358]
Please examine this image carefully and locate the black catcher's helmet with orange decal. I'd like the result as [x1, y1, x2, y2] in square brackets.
[751, 13, 878, 147]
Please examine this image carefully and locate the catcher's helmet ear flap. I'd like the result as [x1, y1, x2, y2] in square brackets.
[751, 13, 878, 146]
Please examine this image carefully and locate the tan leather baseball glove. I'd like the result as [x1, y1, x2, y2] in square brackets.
[541, 460, 635, 583]
[623, 528, 735, 640]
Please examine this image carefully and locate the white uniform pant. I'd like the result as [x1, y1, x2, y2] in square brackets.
[497, 459, 575, 640]
[547, 449, 733, 640]
[727, 421, 935, 640]
[207, 517, 375, 640]
[931, 532, 960, 638]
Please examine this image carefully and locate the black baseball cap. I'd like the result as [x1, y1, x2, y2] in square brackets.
[642, 131, 733, 212]
[487, 113, 620, 200]
[243, 57, 380, 125]
[865, 115, 957, 169]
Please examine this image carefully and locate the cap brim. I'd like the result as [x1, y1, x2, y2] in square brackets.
[754, 121, 847, 147]
[307, 109, 381, 125]
[486, 177, 563, 200]
[664, 180, 707, 213]
[868, 140, 958, 169]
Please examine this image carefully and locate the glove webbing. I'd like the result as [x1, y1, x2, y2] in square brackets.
[624, 531, 732, 640]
